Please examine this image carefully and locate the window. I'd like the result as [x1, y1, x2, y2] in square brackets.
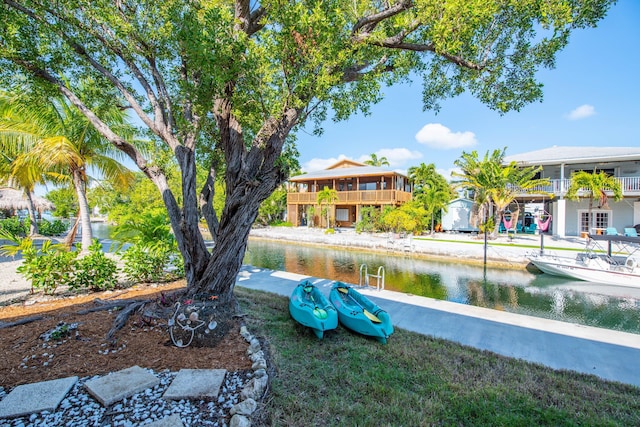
[336, 209, 349, 221]
[578, 209, 611, 232]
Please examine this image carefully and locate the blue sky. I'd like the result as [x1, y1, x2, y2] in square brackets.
[295, 0, 640, 178]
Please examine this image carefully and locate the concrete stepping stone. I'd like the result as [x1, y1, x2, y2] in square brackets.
[145, 413, 185, 427]
[163, 369, 227, 400]
[85, 365, 160, 407]
[0, 376, 78, 419]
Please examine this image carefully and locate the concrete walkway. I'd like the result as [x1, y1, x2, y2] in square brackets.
[236, 265, 640, 388]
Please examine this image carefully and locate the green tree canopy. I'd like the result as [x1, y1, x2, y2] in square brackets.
[0, 0, 616, 313]
[452, 148, 550, 237]
[565, 170, 623, 231]
[364, 154, 390, 167]
[408, 163, 453, 234]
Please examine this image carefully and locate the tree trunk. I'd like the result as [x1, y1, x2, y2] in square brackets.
[24, 191, 39, 236]
[187, 184, 266, 304]
[72, 169, 93, 252]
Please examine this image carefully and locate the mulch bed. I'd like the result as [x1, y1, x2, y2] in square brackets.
[0, 281, 252, 389]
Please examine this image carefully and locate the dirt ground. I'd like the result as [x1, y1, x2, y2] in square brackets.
[0, 281, 253, 389]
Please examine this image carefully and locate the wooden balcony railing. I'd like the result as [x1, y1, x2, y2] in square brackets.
[287, 189, 412, 204]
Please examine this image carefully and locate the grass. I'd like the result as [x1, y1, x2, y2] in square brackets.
[414, 236, 581, 252]
[236, 287, 640, 427]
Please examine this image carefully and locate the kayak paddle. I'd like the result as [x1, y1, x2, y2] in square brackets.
[337, 286, 381, 323]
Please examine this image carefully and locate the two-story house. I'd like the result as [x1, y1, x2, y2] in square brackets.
[504, 146, 640, 237]
[286, 159, 412, 227]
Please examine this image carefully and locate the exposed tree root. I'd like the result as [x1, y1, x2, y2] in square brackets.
[106, 300, 147, 342]
[0, 315, 45, 329]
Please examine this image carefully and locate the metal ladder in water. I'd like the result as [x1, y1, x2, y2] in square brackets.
[359, 264, 385, 290]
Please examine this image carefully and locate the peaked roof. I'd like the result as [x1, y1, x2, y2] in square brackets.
[504, 146, 640, 166]
[326, 159, 366, 169]
[290, 159, 405, 181]
[0, 188, 54, 213]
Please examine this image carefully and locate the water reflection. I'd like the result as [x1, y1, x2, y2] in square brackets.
[245, 239, 640, 334]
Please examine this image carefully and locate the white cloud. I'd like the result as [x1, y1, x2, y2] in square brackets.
[415, 123, 477, 149]
[356, 148, 422, 167]
[566, 104, 596, 120]
[302, 154, 349, 172]
[439, 167, 460, 182]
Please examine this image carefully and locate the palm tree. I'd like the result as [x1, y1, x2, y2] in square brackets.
[0, 93, 56, 235]
[408, 163, 454, 235]
[452, 149, 550, 237]
[317, 186, 339, 229]
[0, 90, 135, 250]
[452, 150, 495, 232]
[364, 153, 390, 167]
[565, 171, 623, 233]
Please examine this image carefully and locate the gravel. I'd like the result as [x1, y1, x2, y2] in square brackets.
[0, 368, 252, 426]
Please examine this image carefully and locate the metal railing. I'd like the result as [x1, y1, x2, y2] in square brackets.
[359, 264, 385, 290]
[508, 176, 640, 197]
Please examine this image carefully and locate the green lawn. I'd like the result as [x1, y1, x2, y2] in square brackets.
[236, 287, 640, 426]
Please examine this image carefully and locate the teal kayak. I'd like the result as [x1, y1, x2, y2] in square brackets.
[329, 282, 393, 344]
[289, 281, 338, 339]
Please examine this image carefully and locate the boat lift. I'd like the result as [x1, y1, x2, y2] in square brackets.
[359, 264, 385, 290]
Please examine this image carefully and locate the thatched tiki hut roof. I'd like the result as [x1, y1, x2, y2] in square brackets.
[0, 187, 54, 214]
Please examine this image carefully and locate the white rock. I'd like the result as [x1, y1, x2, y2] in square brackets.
[249, 351, 264, 362]
[230, 398, 257, 416]
[230, 414, 252, 427]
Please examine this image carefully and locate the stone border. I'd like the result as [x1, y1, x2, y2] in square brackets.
[228, 323, 269, 427]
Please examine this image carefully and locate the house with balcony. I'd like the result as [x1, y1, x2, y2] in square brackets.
[286, 159, 412, 227]
[504, 146, 640, 237]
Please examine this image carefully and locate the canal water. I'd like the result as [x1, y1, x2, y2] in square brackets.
[244, 239, 640, 335]
[90, 222, 640, 335]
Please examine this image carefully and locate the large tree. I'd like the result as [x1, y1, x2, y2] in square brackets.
[0, 1, 615, 311]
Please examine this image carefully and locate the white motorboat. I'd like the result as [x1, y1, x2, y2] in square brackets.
[528, 234, 640, 288]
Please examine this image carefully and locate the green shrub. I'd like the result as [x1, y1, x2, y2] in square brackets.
[8, 237, 119, 295]
[121, 241, 178, 283]
[16, 240, 77, 295]
[71, 240, 118, 291]
[0, 218, 28, 237]
[113, 211, 185, 282]
[37, 219, 69, 236]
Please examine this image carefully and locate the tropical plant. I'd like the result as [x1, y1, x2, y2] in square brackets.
[0, 1, 615, 320]
[71, 240, 118, 291]
[16, 239, 78, 295]
[317, 186, 339, 229]
[453, 149, 550, 237]
[306, 205, 316, 228]
[364, 154, 390, 167]
[45, 187, 77, 219]
[382, 208, 416, 234]
[355, 206, 381, 233]
[0, 217, 27, 237]
[409, 163, 454, 235]
[37, 219, 69, 236]
[256, 186, 288, 226]
[0, 89, 136, 250]
[112, 211, 184, 283]
[0, 93, 55, 235]
[565, 170, 623, 231]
